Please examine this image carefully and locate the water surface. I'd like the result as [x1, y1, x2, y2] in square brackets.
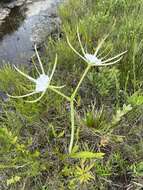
[0, 0, 61, 65]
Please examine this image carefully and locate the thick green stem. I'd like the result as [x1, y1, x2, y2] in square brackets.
[69, 64, 91, 153]
[49, 64, 91, 153]
[49, 86, 71, 102]
[133, 50, 136, 92]
[71, 65, 91, 99]
[69, 100, 74, 153]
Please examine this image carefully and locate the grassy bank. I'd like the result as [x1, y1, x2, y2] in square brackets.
[0, 0, 143, 189]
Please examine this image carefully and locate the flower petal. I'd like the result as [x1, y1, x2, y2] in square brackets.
[49, 54, 57, 81]
[66, 35, 88, 63]
[102, 50, 127, 63]
[25, 90, 46, 103]
[97, 56, 123, 66]
[35, 44, 45, 74]
[77, 26, 86, 55]
[7, 91, 38, 98]
[14, 65, 36, 83]
[50, 85, 66, 89]
[94, 34, 109, 56]
[32, 56, 41, 75]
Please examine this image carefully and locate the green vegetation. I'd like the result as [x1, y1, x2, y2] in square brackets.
[0, 0, 143, 189]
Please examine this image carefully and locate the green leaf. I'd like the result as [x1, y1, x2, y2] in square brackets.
[7, 176, 21, 186]
[128, 91, 143, 106]
[69, 151, 105, 159]
[112, 104, 132, 125]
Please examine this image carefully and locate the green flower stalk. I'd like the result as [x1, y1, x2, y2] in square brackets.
[67, 27, 127, 153]
[8, 27, 127, 154]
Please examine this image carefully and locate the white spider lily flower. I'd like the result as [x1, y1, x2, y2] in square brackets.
[84, 53, 102, 65]
[67, 27, 127, 66]
[8, 45, 64, 103]
[35, 74, 50, 92]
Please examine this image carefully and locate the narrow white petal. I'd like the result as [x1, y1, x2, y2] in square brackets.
[14, 65, 36, 83]
[77, 26, 86, 55]
[66, 35, 88, 63]
[26, 91, 46, 103]
[102, 56, 123, 66]
[97, 46, 110, 58]
[94, 56, 123, 67]
[34, 44, 45, 74]
[49, 54, 57, 81]
[102, 50, 127, 63]
[32, 56, 41, 75]
[50, 85, 66, 89]
[94, 34, 109, 56]
[99, 48, 112, 60]
[7, 91, 38, 98]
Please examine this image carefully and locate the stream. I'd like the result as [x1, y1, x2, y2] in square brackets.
[0, 0, 61, 65]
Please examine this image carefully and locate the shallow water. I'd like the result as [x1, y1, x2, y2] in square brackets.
[0, 0, 61, 65]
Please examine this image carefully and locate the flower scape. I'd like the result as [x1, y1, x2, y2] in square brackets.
[7, 28, 127, 154]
